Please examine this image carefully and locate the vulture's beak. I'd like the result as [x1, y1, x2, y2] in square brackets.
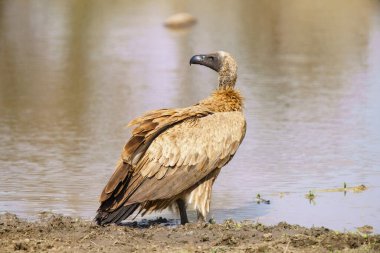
[189, 53, 221, 72]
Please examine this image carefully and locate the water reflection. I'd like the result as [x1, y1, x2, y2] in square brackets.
[0, 0, 379, 232]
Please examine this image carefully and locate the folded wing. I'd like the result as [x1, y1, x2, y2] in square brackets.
[96, 107, 245, 224]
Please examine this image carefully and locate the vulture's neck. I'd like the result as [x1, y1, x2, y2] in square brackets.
[199, 87, 244, 112]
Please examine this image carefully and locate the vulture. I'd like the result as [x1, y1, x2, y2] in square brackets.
[95, 51, 246, 225]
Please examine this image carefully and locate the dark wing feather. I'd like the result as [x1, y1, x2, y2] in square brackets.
[95, 203, 139, 225]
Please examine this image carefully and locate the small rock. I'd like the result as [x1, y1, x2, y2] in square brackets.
[14, 242, 28, 251]
[357, 225, 373, 234]
[263, 233, 273, 241]
[201, 236, 209, 242]
[164, 13, 197, 29]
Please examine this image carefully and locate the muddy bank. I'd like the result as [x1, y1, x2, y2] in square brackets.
[1, 213, 379, 252]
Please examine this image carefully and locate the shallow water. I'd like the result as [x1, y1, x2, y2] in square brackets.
[1, 0, 380, 232]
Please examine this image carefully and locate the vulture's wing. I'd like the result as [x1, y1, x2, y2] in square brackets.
[97, 108, 245, 222]
[125, 111, 246, 203]
[99, 106, 212, 206]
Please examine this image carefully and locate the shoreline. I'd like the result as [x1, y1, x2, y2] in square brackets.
[1, 212, 379, 252]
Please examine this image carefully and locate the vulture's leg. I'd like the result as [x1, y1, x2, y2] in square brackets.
[197, 210, 206, 223]
[176, 199, 189, 225]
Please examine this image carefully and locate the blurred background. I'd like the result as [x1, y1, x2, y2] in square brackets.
[0, 0, 380, 232]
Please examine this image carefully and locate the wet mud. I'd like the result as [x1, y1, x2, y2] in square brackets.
[1, 213, 379, 252]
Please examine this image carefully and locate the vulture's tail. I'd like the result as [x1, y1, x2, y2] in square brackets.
[95, 203, 140, 226]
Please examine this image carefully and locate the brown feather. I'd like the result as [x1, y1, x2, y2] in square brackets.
[100, 160, 130, 201]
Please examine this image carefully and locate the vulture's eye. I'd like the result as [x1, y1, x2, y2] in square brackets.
[207, 56, 215, 61]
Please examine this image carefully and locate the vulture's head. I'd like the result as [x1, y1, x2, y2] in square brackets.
[190, 51, 237, 88]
